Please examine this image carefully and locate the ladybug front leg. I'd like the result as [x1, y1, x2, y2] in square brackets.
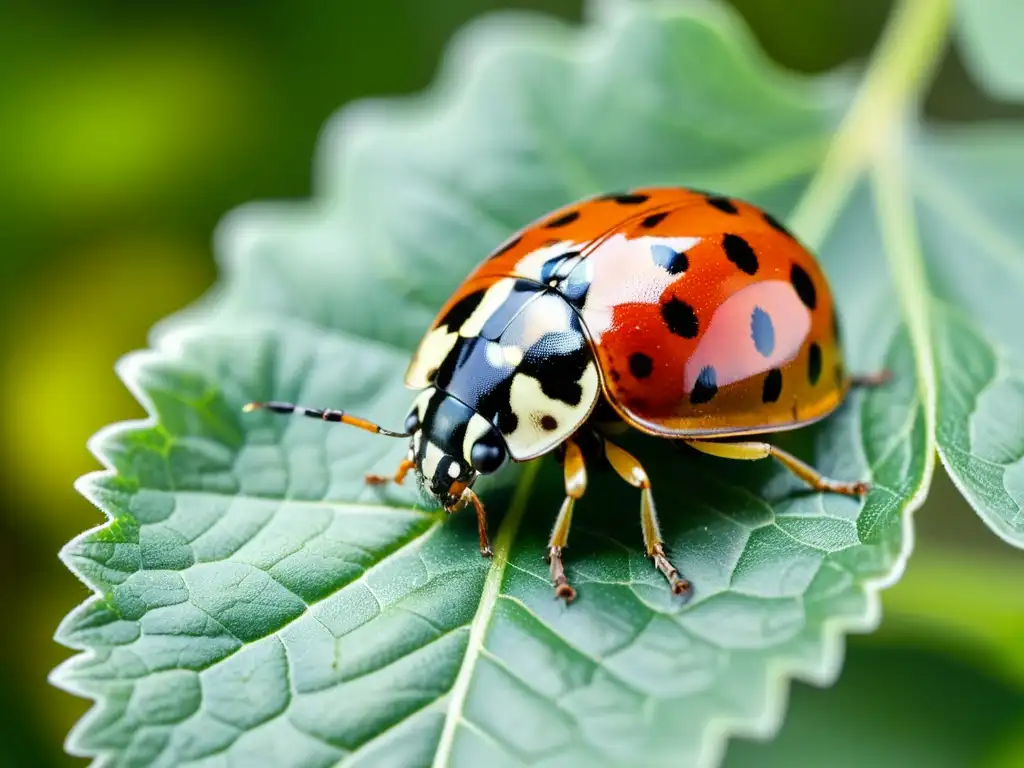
[603, 440, 693, 600]
[365, 458, 415, 486]
[450, 488, 493, 558]
[547, 439, 587, 604]
[684, 440, 870, 496]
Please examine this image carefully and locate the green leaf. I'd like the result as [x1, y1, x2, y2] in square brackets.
[912, 129, 1024, 546]
[55, 0, 1024, 764]
[956, 0, 1024, 101]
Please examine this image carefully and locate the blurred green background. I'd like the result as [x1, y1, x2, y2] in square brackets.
[1, 0, 1021, 765]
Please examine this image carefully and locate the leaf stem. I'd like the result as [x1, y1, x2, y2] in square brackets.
[432, 460, 542, 767]
[871, 132, 938, 499]
[789, 0, 952, 249]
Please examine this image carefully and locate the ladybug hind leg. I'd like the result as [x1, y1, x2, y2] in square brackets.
[684, 440, 870, 496]
[603, 440, 693, 600]
[547, 439, 587, 604]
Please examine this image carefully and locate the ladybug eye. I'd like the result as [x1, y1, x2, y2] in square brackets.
[470, 433, 506, 474]
[404, 411, 420, 433]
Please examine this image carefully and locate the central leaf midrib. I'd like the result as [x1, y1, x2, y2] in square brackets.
[431, 460, 542, 767]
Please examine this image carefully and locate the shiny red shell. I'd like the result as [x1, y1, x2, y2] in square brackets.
[408, 186, 847, 441]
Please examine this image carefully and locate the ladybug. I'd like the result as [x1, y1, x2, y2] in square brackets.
[245, 187, 888, 603]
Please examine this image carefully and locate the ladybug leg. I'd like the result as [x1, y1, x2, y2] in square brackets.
[603, 440, 693, 600]
[849, 370, 893, 388]
[365, 458, 415, 486]
[547, 440, 587, 604]
[684, 440, 870, 496]
[452, 488, 493, 558]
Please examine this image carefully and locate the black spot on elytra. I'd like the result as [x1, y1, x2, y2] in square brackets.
[808, 342, 822, 385]
[791, 263, 817, 310]
[763, 211, 793, 237]
[629, 352, 653, 379]
[762, 368, 782, 403]
[540, 414, 558, 431]
[723, 234, 759, 275]
[497, 409, 518, 434]
[599, 192, 650, 205]
[609, 368, 621, 383]
[751, 306, 775, 357]
[690, 366, 718, 404]
[641, 212, 668, 228]
[545, 210, 580, 228]
[650, 243, 689, 275]
[706, 196, 738, 214]
[439, 289, 485, 332]
[529, 351, 589, 406]
[661, 297, 699, 338]
[489, 234, 522, 259]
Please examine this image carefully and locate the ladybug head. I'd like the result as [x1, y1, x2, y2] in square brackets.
[405, 389, 509, 511]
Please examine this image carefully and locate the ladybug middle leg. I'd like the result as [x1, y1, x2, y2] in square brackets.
[547, 439, 587, 604]
[849, 370, 893, 388]
[684, 440, 870, 496]
[603, 440, 693, 600]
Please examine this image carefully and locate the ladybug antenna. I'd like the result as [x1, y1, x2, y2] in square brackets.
[242, 401, 411, 438]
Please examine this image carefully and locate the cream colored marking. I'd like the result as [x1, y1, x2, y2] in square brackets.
[505, 292, 575, 351]
[447, 461, 462, 479]
[462, 413, 495, 466]
[580, 233, 701, 338]
[421, 440, 444, 481]
[411, 388, 434, 421]
[407, 329, 458, 388]
[484, 341, 524, 370]
[502, 345, 523, 367]
[502, 361, 600, 460]
[460, 279, 515, 338]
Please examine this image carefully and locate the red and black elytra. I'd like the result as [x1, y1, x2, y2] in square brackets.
[245, 187, 889, 603]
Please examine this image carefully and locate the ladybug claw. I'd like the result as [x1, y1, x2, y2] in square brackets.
[651, 544, 693, 602]
[554, 581, 576, 604]
[547, 546, 576, 605]
[825, 479, 871, 496]
[670, 576, 693, 601]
